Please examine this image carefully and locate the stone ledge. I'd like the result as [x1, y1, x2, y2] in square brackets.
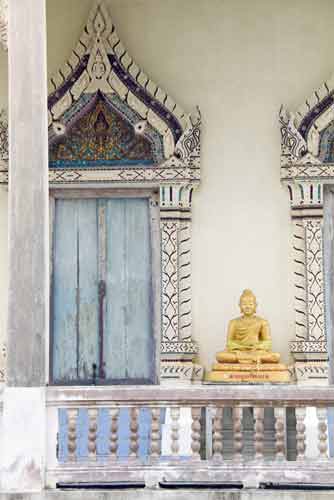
[46, 384, 334, 406]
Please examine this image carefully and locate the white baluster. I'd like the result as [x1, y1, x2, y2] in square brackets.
[67, 408, 78, 462]
[109, 408, 119, 461]
[316, 407, 328, 460]
[150, 408, 161, 461]
[212, 407, 223, 462]
[254, 407, 264, 460]
[170, 407, 181, 458]
[295, 407, 306, 461]
[191, 407, 201, 461]
[274, 407, 286, 460]
[87, 408, 98, 459]
[129, 407, 139, 459]
[232, 407, 243, 461]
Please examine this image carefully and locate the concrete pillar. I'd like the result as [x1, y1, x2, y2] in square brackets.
[7, 0, 48, 387]
[2, 0, 48, 492]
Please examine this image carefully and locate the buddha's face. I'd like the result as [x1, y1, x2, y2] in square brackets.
[240, 297, 256, 317]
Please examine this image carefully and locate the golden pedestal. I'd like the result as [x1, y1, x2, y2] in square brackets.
[207, 362, 290, 383]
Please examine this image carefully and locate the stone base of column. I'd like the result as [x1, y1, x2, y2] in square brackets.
[161, 360, 203, 383]
[160, 341, 203, 383]
[290, 341, 328, 384]
[2, 387, 45, 492]
[293, 360, 328, 384]
[289, 344, 329, 458]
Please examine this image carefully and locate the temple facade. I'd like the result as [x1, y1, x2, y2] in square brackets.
[1, 0, 334, 498]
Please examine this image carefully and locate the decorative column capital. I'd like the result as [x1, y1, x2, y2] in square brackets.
[284, 181, 324, 219]
[0, 0, 7, 51]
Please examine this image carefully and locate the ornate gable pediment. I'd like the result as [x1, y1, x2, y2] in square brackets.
[0, 0, 200, 186]
[46, 0, 200, 184]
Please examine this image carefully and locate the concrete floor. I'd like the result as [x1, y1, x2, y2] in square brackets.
[1, 490, 334, 500]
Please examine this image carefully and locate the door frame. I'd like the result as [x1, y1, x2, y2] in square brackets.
[48, 187, 161, 386]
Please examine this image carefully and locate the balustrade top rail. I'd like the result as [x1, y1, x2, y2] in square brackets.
[46, 384, 334, 407]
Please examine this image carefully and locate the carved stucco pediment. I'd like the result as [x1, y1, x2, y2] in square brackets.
[47, 0, 200, 179]
[0, 0, 201, 185]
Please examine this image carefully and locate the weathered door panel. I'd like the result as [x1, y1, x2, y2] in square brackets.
[52, 199, 99, 383]
[77, 200, 99, 380]
[53, 200, 78, 382]
[104, 198, 154, 382]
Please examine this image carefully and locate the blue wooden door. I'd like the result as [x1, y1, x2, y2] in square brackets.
[51, 197, 155, 384]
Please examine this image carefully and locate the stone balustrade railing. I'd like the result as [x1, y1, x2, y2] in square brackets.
[46, 385, 334, 489]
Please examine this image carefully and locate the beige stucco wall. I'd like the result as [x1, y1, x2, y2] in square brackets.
[1, 0, 334, 373]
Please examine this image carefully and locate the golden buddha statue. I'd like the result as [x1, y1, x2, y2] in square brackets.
[207, 290, 290, 383]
